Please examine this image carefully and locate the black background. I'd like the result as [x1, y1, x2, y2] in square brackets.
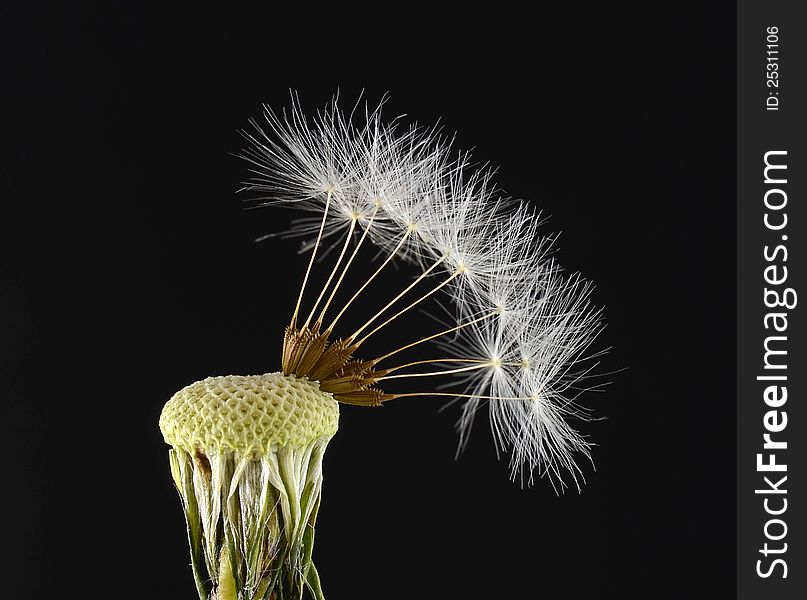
[3, 2, 735, 599]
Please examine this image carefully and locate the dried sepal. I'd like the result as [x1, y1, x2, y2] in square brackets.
[167, 440, 331, 600]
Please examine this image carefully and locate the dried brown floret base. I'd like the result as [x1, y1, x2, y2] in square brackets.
[281, 325, 393, 407]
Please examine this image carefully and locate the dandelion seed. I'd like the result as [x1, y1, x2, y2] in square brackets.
[159, 93, 609, 600]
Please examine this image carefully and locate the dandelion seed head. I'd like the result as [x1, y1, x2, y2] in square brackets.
[162, 91, 613, 600]
[239, 93, 608, 490]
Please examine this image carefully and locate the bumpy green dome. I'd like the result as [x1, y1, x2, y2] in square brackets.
[159, 372, 339, 456]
